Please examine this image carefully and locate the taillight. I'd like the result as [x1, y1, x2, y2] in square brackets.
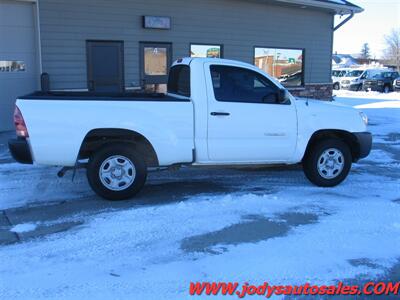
[14, 106, 29, 138]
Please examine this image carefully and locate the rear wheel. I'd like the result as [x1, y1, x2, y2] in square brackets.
[87, 144, 147, 200]
[303, 139, 352, 187]
[333, 82, 340, 90]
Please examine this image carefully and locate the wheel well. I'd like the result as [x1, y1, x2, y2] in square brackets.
[303, 130, 360, 162]
[79, 128, 159, 167]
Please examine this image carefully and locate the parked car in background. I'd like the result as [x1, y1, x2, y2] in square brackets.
[8, 58, 372, 200]
[392, 76, 400, 92]
[363, 71, 400, 93]
[340, 69, 365, 91]
[332, 68, 350, 90]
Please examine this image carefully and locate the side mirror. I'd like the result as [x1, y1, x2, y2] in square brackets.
[277, 89, 290, 104]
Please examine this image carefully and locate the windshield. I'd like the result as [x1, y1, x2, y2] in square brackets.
[364, 70, 384, 79]
[332, 70, 347, 77]
[371, 73, 382, 79]
[346, 70, 363, 77]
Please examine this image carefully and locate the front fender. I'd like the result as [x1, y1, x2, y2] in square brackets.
[293, 99, 368, 162]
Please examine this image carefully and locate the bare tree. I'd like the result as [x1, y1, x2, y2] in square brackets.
[384, 28, 400, 71]
[360, 43, 371, 59]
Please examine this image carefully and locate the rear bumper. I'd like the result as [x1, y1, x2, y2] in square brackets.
[8, 138, 33, 164]
[353, 132, 372, 160]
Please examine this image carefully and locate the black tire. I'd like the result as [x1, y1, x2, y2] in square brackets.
[383, 85, 390, 94]
[87, 144, 147, 200]
[303, 139, 352, 187]
[333, 83, 340, 90]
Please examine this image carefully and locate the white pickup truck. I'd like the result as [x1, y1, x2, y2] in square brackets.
[9, 58, 372, 200]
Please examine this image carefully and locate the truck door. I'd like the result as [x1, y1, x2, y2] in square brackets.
[205, 63, 297, 163]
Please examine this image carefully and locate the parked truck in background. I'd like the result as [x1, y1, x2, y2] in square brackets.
[363, 70, 399, 93]
[340, 69, 366, 91]
[9, 58, 372, 200]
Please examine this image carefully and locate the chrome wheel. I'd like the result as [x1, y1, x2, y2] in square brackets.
[99, 155, 136, 191]
[317, 148, 345, 179]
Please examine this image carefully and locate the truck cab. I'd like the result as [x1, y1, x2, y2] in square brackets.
[179, 58, 297, 164]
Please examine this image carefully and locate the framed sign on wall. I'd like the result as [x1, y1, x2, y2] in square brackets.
[142, 16, 171, 29]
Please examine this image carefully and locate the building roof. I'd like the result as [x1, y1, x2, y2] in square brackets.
[332, 54, 360, 67]
[273, 0, 363, 14]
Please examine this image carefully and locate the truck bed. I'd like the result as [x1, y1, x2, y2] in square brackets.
[21, 91, 188, 102]
[16, 92, 194, 166]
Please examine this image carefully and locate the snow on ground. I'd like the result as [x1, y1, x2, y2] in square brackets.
[335, 90, 400, 143]
[0, 91, 399, 299]
[10, 223, 37, 233]
[334, 90, 400, 101]
[0, 163, 93, 210]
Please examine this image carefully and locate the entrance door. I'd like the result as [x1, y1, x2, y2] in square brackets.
[86, 40, 124, 93]
[205, 63, 298, 163]
[139, 42, 172, 87]
[0, 0, 39, 131]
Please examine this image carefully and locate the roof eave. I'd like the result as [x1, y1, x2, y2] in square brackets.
[275, 0, 363, 15]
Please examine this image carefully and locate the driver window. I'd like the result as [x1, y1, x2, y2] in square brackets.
[210, 65, 279, 104]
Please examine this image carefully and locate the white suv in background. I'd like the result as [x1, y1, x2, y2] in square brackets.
[340, 69, 365, 91]
[332, 68, 350, 90]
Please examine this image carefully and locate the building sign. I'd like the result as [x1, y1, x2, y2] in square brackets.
[143, 16, 171, 29]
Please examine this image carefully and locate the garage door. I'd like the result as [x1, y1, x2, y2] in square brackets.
[0, 0, 38, 131]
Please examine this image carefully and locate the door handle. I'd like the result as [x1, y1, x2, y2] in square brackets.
[210, 112, 230, 116]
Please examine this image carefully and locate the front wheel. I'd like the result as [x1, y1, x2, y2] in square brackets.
[87, 144, 147, 200]
[303, 139, 352, 187]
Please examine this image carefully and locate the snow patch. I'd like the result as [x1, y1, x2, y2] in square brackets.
[355, 101, 400, 109]
[334, 90, 400, 101]
[10, 223, 37, 233]
[364, 149, 396, 164]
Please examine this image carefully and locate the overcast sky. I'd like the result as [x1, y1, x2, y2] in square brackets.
[333, 0, 400, 58]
